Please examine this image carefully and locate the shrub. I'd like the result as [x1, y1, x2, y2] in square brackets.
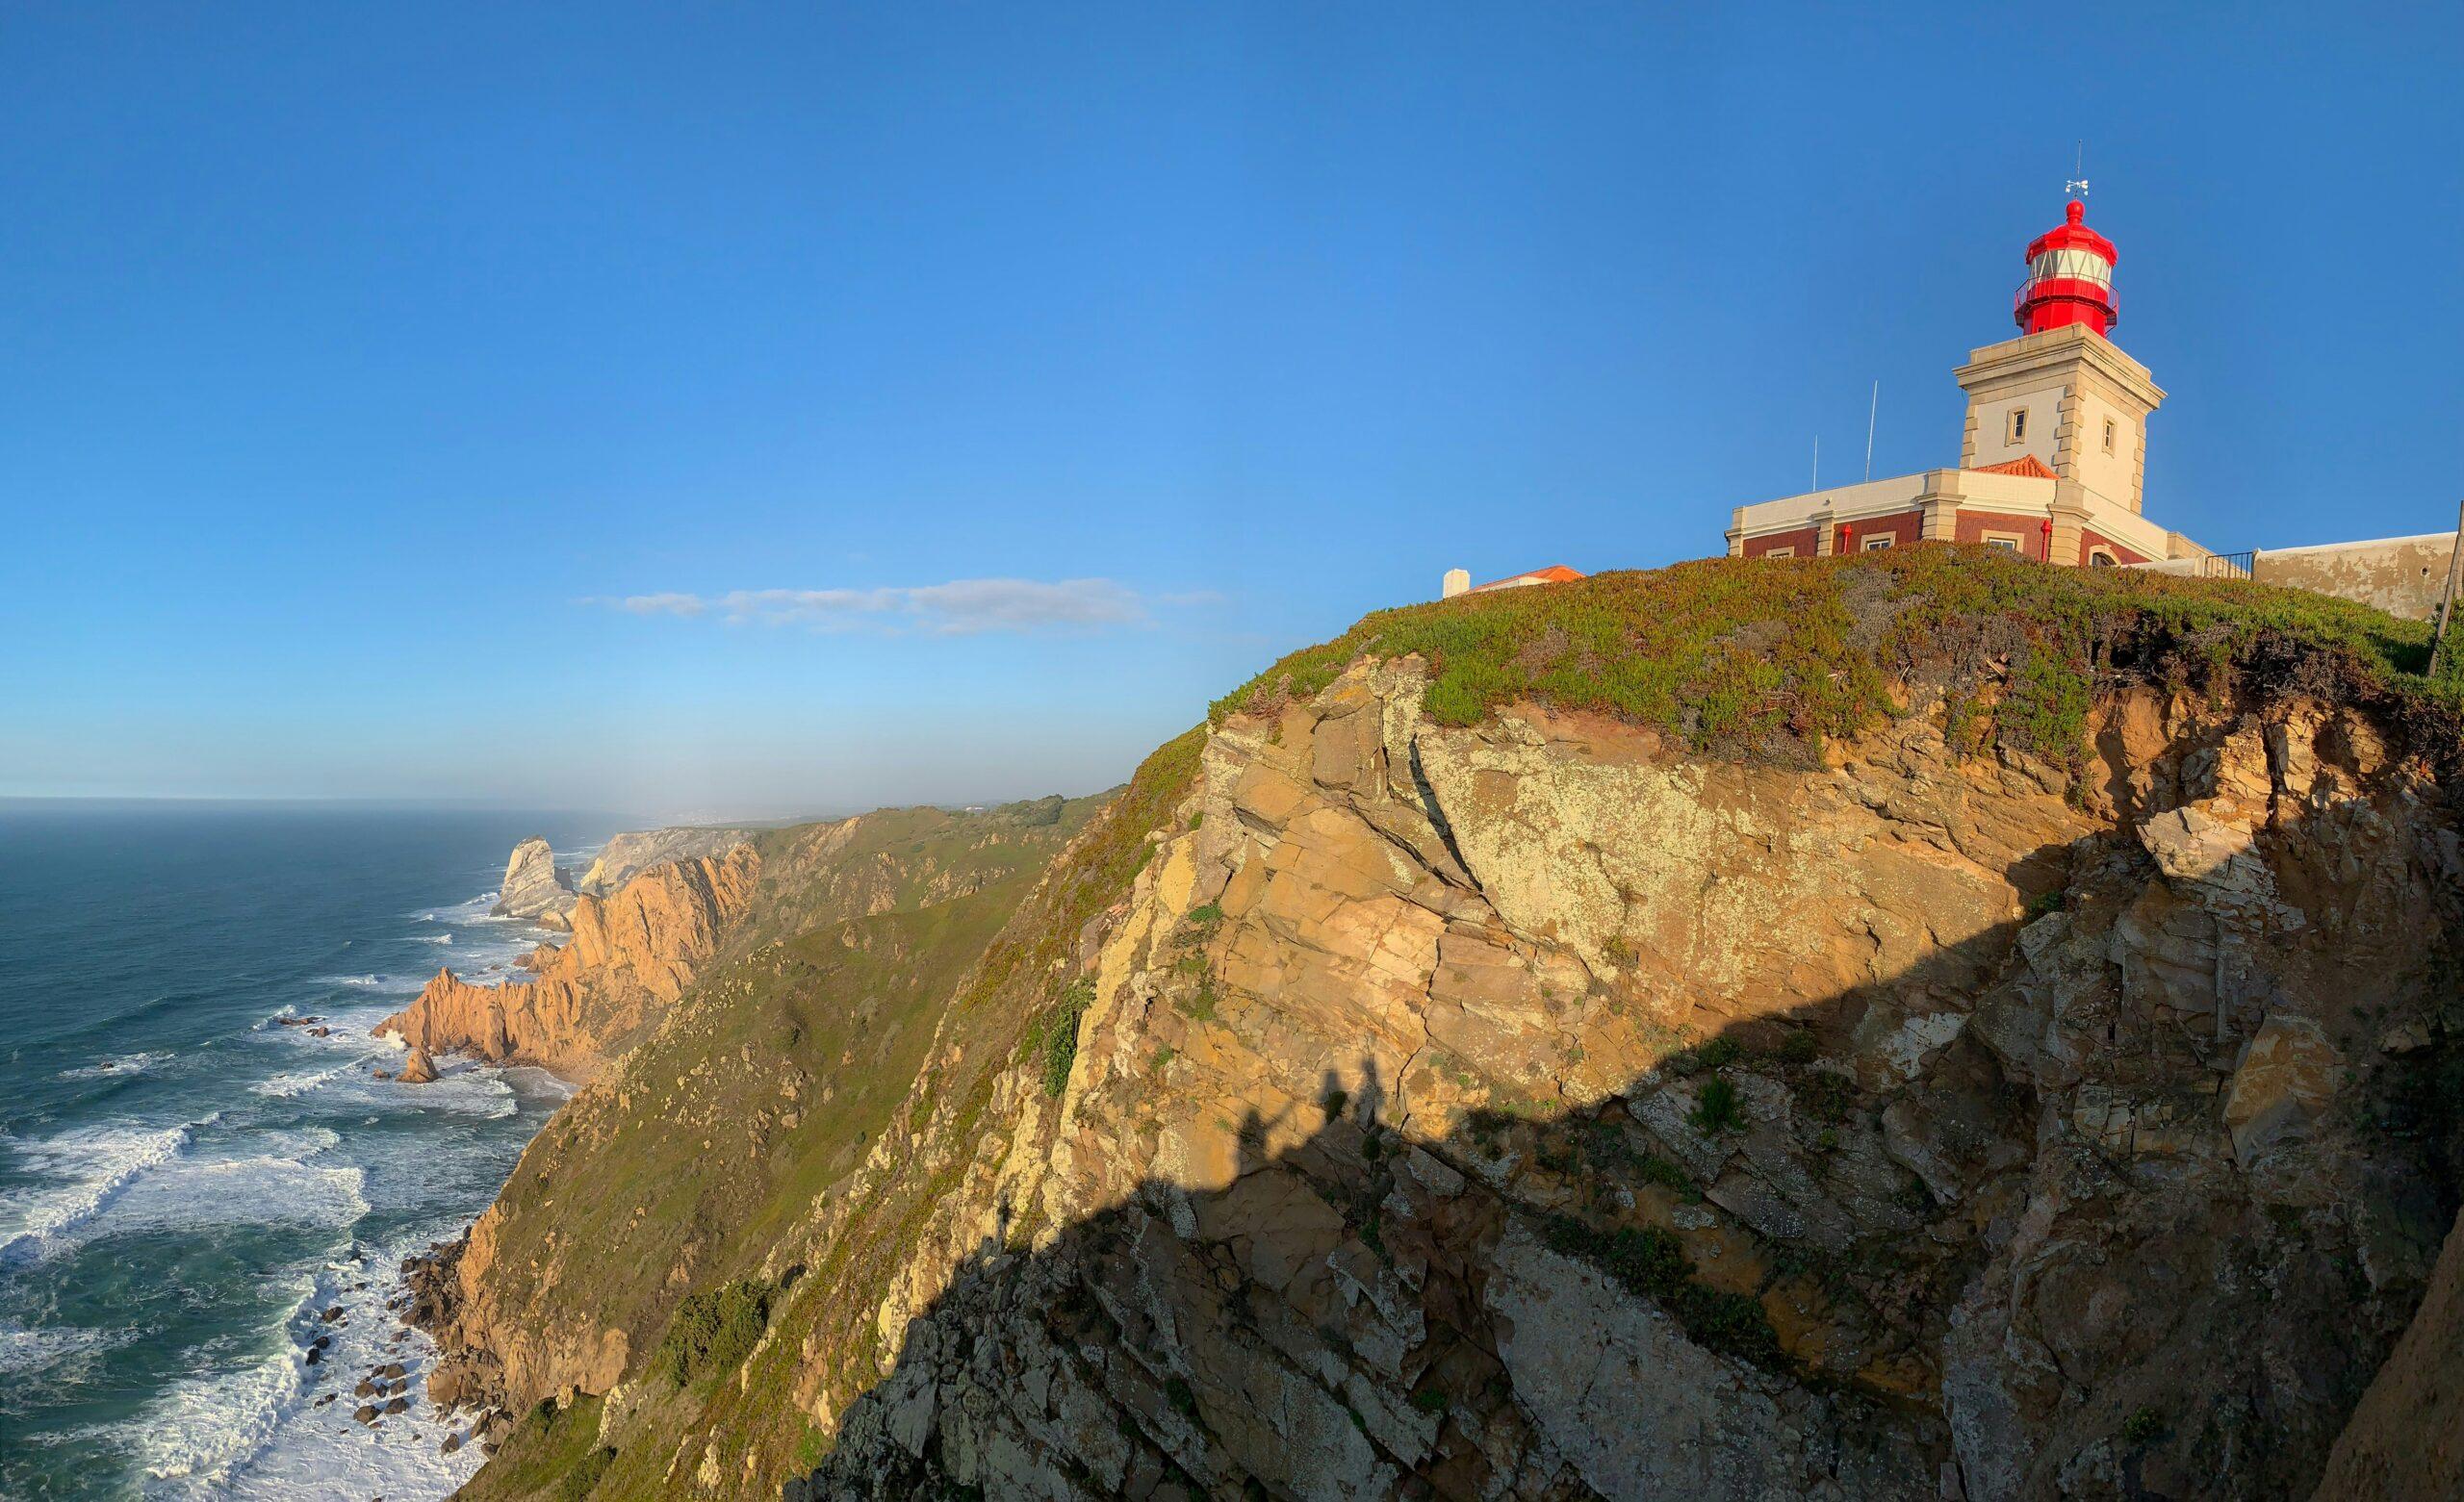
[1410, 1387, 1450, 1414]
[1796, 1069, 1853, 1124]
[2122, 1407, 2164, 1445]
[1165, 1376, 1198, 1417]
[1636, 1154, 1702, 1203]
[1772, 1030, 1819, 1064]
[1177, 982, 1219, 1024]
[1697, 1036, 1741, 1071]
[1670, 1285, 1781, 1362]
[654, 1277, 775, 1387]
[1690, 1077, 1745, 1133]
[1039, 979, 1095, 1099]
[1541, 1214, 1781, 1362]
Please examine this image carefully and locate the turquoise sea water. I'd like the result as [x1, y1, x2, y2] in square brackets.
[0, 803, 599, 1500]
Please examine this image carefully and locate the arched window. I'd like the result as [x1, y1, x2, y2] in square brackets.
[2088, 547, 2118, 568]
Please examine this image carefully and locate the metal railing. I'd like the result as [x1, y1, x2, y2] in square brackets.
[2122, 550, 2253, 580]
[2014, 280, 2119, 319]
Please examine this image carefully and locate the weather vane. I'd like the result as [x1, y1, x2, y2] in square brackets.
[2066, 140, 2090, 201]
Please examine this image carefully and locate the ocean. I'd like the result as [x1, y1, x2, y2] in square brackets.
[0, 802, 602, 1500]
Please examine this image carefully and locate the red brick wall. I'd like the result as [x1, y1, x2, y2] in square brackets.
[1954, 509, 2051, 561]
[2079, 527, 2148, 567]
[1835, 510, 1923, 554]
[1742, 526, 1818, 560]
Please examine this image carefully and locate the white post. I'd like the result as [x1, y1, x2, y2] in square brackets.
[2431, 499, 2464, 675]
[1441, 568, 1471, 600]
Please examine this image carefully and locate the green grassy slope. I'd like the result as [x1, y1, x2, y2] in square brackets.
[449, 796, 1109, 1500]
[1217, 547, 2462, 766]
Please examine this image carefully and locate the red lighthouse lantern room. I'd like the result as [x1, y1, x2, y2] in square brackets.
[2014, 200, 2118, 338]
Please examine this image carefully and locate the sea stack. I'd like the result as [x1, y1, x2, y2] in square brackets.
[397, 1047, 439, 1084]
[489, 836, 578, 929]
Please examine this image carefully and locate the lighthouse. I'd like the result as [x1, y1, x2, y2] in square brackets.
[1955, 197, 2162, 519]
[1724, 191, 2218, 573]
[2014, 200, 2119, 338]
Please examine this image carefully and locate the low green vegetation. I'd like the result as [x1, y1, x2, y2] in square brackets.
[654, 1277, 776, 1387]
[1029, 978, 1095, 1099]
[556, 1446, 616, 1502]
[1210, 548, 2462, 769]
[1690, 1077, 1745, 1133]
[2122, 1406, 2165, 1445]
[457, 1393, 607, 1502]
[1541, 1214, 1779, 1362]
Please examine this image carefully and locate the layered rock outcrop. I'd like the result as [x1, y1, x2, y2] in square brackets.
[382, 848, 757, 1080]
[492, 835, 578, 928]
[790, 658, 2462, 1500]
[578, 826, 760, 898]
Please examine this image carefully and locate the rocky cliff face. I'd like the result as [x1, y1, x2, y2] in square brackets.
[578, 827, 761, 897]
[429, 554, 2464, 1501]
[382, 848, 757, 1080]
[781, 659, 2462, 1501]
[492, 835, 579, 928]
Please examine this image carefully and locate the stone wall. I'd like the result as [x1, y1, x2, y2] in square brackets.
[2254, 532, 2460, 622]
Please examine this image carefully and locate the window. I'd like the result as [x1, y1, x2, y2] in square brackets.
[1861, 535, 1894, 552]
[2102, 419, 2118, 456]
[2008, 407, 2029, 443]
[1762, 546, 1796, 559]
[2088, 547, 2119, 568]
[1982, 533, 2024, 553]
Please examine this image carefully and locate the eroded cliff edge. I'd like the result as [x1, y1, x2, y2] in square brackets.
[434, 552, 2464, 1501]
[381, 847, 758, 1081]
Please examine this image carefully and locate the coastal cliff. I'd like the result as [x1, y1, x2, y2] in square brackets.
[382, 848, 758, 1080]
[423, 551, 2464, 1500]
[578, 827, 763, 898]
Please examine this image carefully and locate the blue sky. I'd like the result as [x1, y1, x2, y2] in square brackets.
[5, 3, 2459, 816]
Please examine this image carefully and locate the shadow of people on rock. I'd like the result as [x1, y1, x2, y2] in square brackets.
[776, 827, 2463, 1501]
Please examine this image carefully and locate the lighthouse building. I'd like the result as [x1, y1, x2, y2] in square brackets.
[1724, 200, 2220, 571]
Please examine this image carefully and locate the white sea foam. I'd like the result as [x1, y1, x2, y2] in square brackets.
[144, 1244, 490, 1501]
[12, 1128, 368, 1267]
[56, 1050, 173, 1081]
[0, 1320, 125, 1383]
[0, 1118, 209, 1267]
[410, 932, 453, 945]
[252, 1062, 364, 1100]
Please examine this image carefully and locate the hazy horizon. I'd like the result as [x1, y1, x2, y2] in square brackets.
[9, 4, 2459, 808]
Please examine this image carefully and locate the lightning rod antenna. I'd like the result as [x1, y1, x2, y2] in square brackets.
[1863, 380, 1878, 483]
[2066, 140, 2090, 201]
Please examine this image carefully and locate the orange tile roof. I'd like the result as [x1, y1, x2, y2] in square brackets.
[1972, 454, 2057, 479]
[1471, 564, 1586, 593]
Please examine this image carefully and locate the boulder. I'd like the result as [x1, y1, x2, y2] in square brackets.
[397, 1048, 439, 1085]
[490, 836, 578, 923]
[2222, 1014, 2342, 1168]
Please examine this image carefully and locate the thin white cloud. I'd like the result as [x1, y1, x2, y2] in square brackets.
[588, 577, 1156, 635]
[614, 592, 708, 617]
